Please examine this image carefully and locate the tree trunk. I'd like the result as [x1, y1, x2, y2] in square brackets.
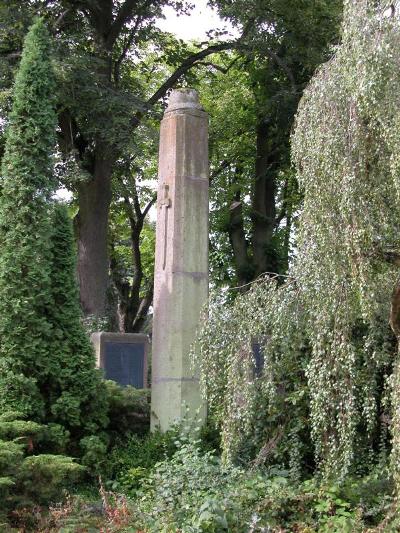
[228, 190, 253, 287]
[130, 284, 154, 333]
[251, 120, 277, 276]
[73, 5, 115, 320]
[113, 280, 153, 333]
[75, 145, 113, 317]
[109, 189, 155, 332]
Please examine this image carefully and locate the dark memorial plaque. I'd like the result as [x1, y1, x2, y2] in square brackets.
[104, 342, 145, 388]
[91, 332, 149, 388]
[252, 340, 265, 377]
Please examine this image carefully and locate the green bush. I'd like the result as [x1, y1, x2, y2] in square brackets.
[0, 411, 84, 528]
[103, 406, 221, 495]
[132, 438, 244, 531]
[105, 427, 178, 493]
[105, 380, 150, 441]
[125, 438, 396, 532]
[25, 440, 398, 532]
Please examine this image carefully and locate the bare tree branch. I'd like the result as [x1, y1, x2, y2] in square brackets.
[195, 55, 240, 74]
[107, 0, 139, 48]
[274, 177, 289, 228]
[114, 14, 142, 84]
[369, 245, 400, 267]
[391, 278, 400, 337]
[130, 41, 236, 128]
[131, 282, 154, 331]
[209, 160, 230, 186]
[146, 41, 235, 106]
[266, 49, 297, 94]
[0, 51, 21, 59]
[142, 196, 156, 219]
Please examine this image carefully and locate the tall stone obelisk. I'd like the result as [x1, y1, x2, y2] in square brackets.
[151, 88, 208, 431]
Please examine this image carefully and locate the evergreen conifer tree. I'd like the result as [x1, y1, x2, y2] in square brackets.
[48, 204, 108, 445]
[0, 19, 107, 454]
[0, 18, 57, 419]
[0, 411, 84, 517]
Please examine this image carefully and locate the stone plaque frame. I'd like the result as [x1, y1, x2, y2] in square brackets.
[91, 332, 149, 388]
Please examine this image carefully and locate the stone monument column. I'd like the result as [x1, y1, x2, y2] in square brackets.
[151, 88, 208, 431]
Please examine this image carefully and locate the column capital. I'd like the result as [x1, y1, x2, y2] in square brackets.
[165, 88, 205, 114]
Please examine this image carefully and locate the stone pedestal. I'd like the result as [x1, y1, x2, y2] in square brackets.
[151, 89, 208, 431]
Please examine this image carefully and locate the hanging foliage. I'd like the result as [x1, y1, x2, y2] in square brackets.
[195, 278, 310, 478]
[196, 0, 400, 483]
[293, 0, 400, 481]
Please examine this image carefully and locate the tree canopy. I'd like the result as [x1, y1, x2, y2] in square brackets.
[0, 0, 343, 330]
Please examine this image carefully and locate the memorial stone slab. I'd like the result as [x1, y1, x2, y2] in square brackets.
[91, 332, 149, 388]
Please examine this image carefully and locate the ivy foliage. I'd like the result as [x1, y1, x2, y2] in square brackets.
[196, 0, 400, 484]
[0, 19, 107, 457]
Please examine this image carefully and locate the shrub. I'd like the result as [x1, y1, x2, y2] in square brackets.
[27, 444, 399, 532]
[132, 438, 244, 531]
[105, 428, 178, 493]
[0, 411, 84, 528]
[105, 380, 150, 441]
[126, 438, 396, 532]
[103, 409, 220, 495]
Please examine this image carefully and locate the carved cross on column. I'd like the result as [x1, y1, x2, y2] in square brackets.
[160, 183, 171, 270]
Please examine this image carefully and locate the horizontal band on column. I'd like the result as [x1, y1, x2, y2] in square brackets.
[186, 176, 209, 184]
[152, 376, 200, 384]
[171, 271, 208, 280]
[158, 175, 208, 183]
[163, 108, 206, 119]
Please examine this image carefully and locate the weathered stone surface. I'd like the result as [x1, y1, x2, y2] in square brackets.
[151, 88, 208, 431]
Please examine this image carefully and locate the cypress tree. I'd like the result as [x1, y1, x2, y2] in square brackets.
[48, 204, 108, 444]
[0, 19, 107, 453]
[0, 19, 57, 419]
